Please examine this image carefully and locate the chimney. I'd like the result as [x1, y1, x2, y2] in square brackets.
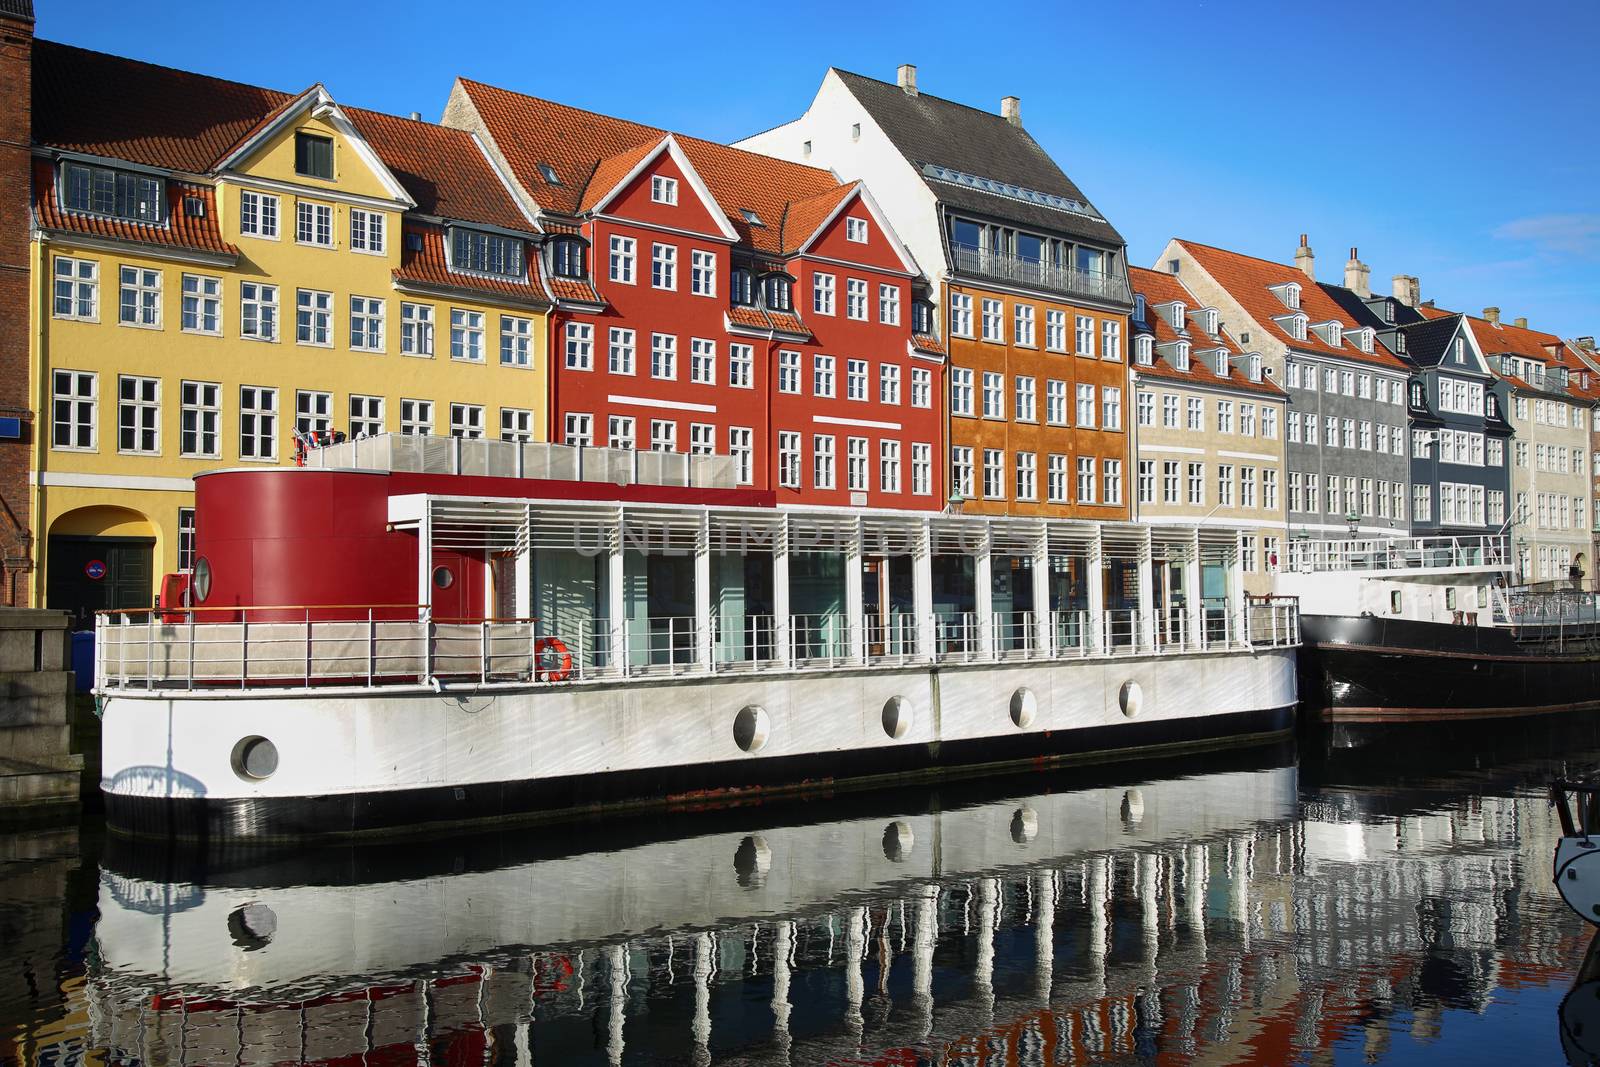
[1294, 234, 1315, 280]
[1001, 96, 1021, 126]
[1343, 247, 1371, 298]
[409, 111, 421, 121]
[896, 64, 917, 97]
[1577, 336, 1596, 351]
[1483, 306, 1500, 324]
[1514, 316, 1527, 329]
[1392, 274, 1421, 308]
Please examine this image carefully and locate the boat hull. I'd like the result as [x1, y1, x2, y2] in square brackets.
[1299, 614, 1600, 723]
[101, 648, 1296, 842]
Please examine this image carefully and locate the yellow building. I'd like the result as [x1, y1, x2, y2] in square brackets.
[27, 42, 550, 622]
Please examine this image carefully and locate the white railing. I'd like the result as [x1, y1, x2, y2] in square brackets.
[96, 598, 1299, 693]
[1286, 534, 1509, 574]
[948, 244, 1132, 303]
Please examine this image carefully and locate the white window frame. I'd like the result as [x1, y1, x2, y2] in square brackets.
[51, 370, 97, 452]
[349, 208, 385, 254]
[118, 265, 162, 328]
[650, 175, 678, 205]
[239, 385, 278, 461]
[349, 295, 385, 352]
[651, 333, 678, 380]
[451, 403, 486, 439]
[295, 201, 334, 248]
[609, 236, 636, 284]
[845, 216, 868, 243]
[565, 322, 593, 371]
[500, 314, 533, 367]
[179, 379, 219, 458]
[295, 288, 333, 347]
[238, 190, 280, 239]
[501, 407, 534, 442]
[53, 256, 99, 322]
[349, 394, 385, 439]
[450, 308, 485, 362]
[813, 273, 835, 316]
[400, 302, 434, 357]
[690, 338, 717, 385]
[879, 283, 900, 325]
[180, 273, 222, 335]
[400, 399, 434, 436]
[690, 249, 716, 297]
[650, 242, 677, 290]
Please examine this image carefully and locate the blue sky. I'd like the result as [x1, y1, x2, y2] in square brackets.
[41, 0, 1600, 339]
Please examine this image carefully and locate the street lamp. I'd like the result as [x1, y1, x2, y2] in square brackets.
[1345, 510, 1360, 537]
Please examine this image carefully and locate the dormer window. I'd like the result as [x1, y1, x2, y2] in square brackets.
[1135, 334, 1154, 365]
[1199, 308, 1218, 336]
[1289, 315, 1308, 342]
[183, 195, 206, 218]
[450, 228, 524, 278]
[1487, 394, 1499, 417]
[1269, 281, 1302, 309]
[1354, 328, 1374, 354]
[1453, 337, 1465, 364]
[740, 208, 764, 227]
[1310, 321, 1342, 348]
[1173, 342, 1191, 373]
[650, 176, 678, 205]
[761, 274, 792, 312]
[912, 300, 934, 335]
[1410, 382, 1425, 407]
[294, 132, 333, 180]
[1395, 331, 1407, 354]
[537, 163, 561, 186]
[731, 268, 754, 306]
[1134, 294, 1147, 324]
[1215, 350, 1231, 377]
[1382, 299, 1396, 324]
[1161, 301, 1185, 330]
[548, 237, 586, 279]
[63, 162, 164, 223]
[1247, 354, 1263, 382]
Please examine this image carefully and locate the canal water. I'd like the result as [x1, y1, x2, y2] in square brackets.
[5, 716, 1600, 1066]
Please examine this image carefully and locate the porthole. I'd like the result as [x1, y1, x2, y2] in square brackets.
[883, 820, 914, 862]
[733, 705, 771, 753]
[230, 735, 278, 781]
[1009, 687, 1037, 729]
[191, 556, 212, 603]
[431, 566, 455, 589]
[1119, 680, 1144, 719]
[882, 696, 912, 739]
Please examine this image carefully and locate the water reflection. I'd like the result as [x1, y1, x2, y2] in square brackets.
[7, 718, 1600, 1065]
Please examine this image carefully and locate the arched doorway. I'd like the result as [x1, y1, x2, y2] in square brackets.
[46, 506, 158, 628]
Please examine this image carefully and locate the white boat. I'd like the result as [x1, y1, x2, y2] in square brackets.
[1553, 780, 1600, 926]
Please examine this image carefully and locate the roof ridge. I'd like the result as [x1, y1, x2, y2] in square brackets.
[830, 67, 1024, 126]
[1174, 237, 1304, 276]
[36, 38, 292, 100]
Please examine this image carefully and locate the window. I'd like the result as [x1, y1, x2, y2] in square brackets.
[118, 266, 161, 327]
[1077, 457, 1097, 504]
[1340, 371, 1355, 396]
[651, 243, 677, 290]
[812, 434, 837, 489]
[350, 209, 385, 254]
[400, 399, 433, 436]
[1137, 459, 1155, 505]
[53, 256, 99, 321]
[779, 432, 802, 488]
[452, 229, 523, 277]
[291, 288, 331, 346]
[847, 359, 868, 401]
[451, 403, 486, 439]
[911, 367, 931, 408]
[651, 334, 678, 380]
[598, 327, 633, 376]
[689, 338, 716, 385]
[1240, 404, 1256, 437]
[650, 175, 678, 204]
[1046, 454, 1068, 503]
[1304, 473, 1318, 513]
[180, 274, 221, 334]
[1076, 384, 1096, 427]
[847, 437, 870, 491]
[1014, 304, 1036, 346]
[238, 190, 278, 238]
[1136, 391, 1154, 427]
[1186, 397, 1202, 431]
[350, 394, 384, 438]
[450, 309, 485, 362]
[177, 507, 197, 572]
[880, 364, 901, 406]
[1359, 421, 1372, 452]
[1240, 466, 1257, 508]
[565, 322, 593, 370]
[763, 275, 791, 310]
[1216, 400, 1234, 434]
[912, 443, 932, 495]
[814, 354, 836, 398]
[1101, 386, 1122, 430]
[1014, 376, 1036, 422]
[982, 372, 1005, 419]
[1045, 310, 1067, 352]
[1187, 462, 1204, 505]
[1046, 380, 1068, 426]
[609, 236, 636, 283]
[950, 367, 974, 416]
[51, 370, 96, 450]
[778, 350, 800, 393]
[349, 296, 384, 352]
[1342, 418, 1355, 449]
[1325, 415, 1339, 447]
[846, 278, 868, 320]
[178, 380, 219, 457]
[1014, 451, 1036, 501]
[846, 216, 868, 242]
[879, 284, 900, 325]
[650, 419, 677, 452]
[678, 248, 717, 298]
[952, 447, 975, 498]
[294, 131, 333, 179]
[294, 390, 331, 436]
[729, 427, 753, 485]
[239, 386, 278, 460]
[549, 238, 585, 279]
[1163, 461, 1180, 505]
[1101, 320, 1122, 360]
[296, 202, 333, 247]
[401, 303, 434, 356]
[1162, 395, 1178, 428]
[813, 273, 835, 316]
[728, 343, 753, 388]
[608, 415, 636, 450]
[500, 315, 533, 367]
[950, 293, 974, 337]
[1217, 464, 1234, 508]
[501, 408, 534, 443]
[63, 162, 162, 222]
[981, 299, 1003, 342]
[982, 448, 1004, 499]
[879, 440, 902, 493]
[1289, 471, 1303, 512]
[1076, 315, 1094, 354]
[1261, 407, 1278, 439]
[689, 422, 716, 455]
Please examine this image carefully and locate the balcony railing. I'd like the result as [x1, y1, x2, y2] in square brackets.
[948, 244, 1131, 305]
[1285, 535, 1509, 575]
[97, 599, 1298, 694]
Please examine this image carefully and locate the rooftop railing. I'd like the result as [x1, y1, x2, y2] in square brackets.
[301, 433, 741, 491]
[948, 245, 1131, 305]
[1286, 535, 1509, 575]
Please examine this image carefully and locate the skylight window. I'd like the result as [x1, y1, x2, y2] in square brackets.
[740, 208, 764, 226]
[538, 163, 561, 185]
[63, 162, 163, 223]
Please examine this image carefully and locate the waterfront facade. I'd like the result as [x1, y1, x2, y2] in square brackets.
[1127, 267, 1288, 596]
[738, 66, 1135, 523]
[24, 43, 549, 623]
[1159, 239, 1412, 538]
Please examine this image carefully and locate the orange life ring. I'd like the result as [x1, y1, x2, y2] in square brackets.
[535, 636, 573, 682]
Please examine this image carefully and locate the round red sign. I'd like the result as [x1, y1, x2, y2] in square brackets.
[84, 559, 107, 580]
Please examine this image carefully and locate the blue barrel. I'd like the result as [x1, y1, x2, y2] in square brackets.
[71, 630, 95, 692]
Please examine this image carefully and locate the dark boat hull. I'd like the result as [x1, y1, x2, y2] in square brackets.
[1299, 613, 1600, 723]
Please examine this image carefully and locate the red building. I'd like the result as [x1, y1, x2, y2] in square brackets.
[445, 81, 944, 510]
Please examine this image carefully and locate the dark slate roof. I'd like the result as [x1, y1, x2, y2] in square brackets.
[1319, 282, 1427, 331]
[0, 0, 33, 20]
[1397, 314, 1465, 368]
[832, 69, 1124, 248]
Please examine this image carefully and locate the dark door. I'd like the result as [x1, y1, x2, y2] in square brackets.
[47, 536, 155, 629]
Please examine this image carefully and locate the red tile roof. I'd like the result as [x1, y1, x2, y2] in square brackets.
[1466, 314, 1594, 397]
[455, 78, 848, 255]
[1415, 303, 1455, 320]
[1128, 266, 1286, 398]
[781, 183, 856, 252]
[32, 158, 237, 257]
[577, 139, 663, 213]
[911, 333, 947, 357]
[726, 306, 812, 339]
[1174, 240, 1408, 371]
[348, 107, 533, 233]
[394, 223, 549, 308]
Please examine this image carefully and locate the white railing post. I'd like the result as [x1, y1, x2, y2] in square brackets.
[367, 609, 376, 686]
[187, 615, 196, 689]
[239, 611, 248, 690]
[481, 620, 489, 683]
[305, 608, 313, 688]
